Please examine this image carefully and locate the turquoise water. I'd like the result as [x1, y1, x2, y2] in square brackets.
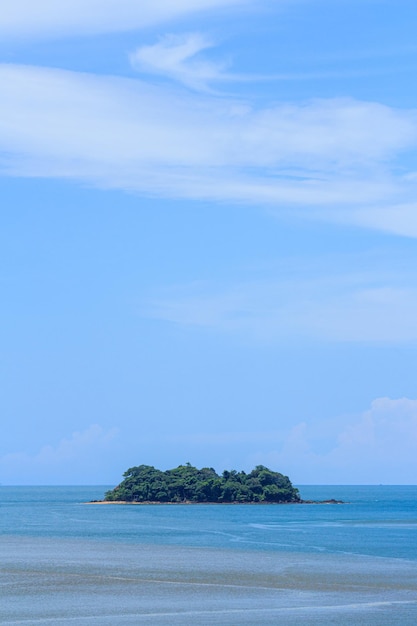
[1, 485, 417, 624]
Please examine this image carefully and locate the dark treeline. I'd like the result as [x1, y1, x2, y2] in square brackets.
[104, 463, 300, 503]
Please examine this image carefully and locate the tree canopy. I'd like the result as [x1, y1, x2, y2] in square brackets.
[104, 463, 300, 503]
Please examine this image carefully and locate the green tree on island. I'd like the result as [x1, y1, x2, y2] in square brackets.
[105, 463, 300, 503]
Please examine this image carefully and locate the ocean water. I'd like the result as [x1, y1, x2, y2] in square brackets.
[1, 485, 417, 624]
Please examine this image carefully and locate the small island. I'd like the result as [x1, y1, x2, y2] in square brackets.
[102, 463, 301, 504]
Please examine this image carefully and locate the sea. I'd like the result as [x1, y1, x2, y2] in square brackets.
[1, 485, 417, 625]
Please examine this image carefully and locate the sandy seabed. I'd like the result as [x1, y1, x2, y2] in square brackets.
[1, 536, 417, 625]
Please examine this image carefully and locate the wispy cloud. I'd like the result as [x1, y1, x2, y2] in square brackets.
[130, 33, 229, 91]
[333, 202, 417, 238]
[129, 34, 407, 91]
[0, 0, 248, 39]
[145, 259, 417, 343]
[1, 63, 417, 236]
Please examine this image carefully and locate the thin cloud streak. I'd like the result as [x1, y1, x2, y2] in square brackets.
[146, 265, 417, 343]
[130, 34, 414, 90]
[334, 203, 417, 238]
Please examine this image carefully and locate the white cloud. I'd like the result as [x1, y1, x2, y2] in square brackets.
[131, 34, 408, 91]
[130, 33, 228, 91]
[0, 0, 247, 39]
[1, 63, 417, 235]
[258, 397, 417, 484]
[0, 425, 119, 484]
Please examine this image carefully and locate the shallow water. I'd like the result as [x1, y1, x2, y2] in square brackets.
[1, 486, 417, 624]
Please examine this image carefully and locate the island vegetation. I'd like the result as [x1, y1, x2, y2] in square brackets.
[104, 463, 301, 503]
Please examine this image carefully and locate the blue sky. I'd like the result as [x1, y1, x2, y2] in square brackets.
[1, 0, 417, 485]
